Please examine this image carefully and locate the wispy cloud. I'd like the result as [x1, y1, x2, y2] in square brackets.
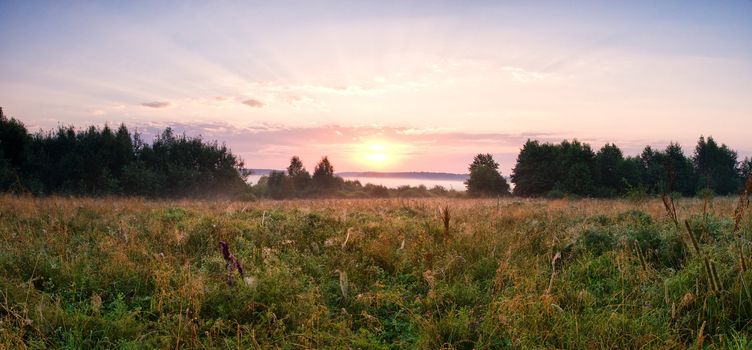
[502, 67, 550, 83]
[128, 121, 565, 173]
[140, 101, 172, 108]
[241, 99, 264, 108]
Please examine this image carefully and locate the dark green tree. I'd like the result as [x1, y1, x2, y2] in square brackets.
[594, 143, 625, 196]
[0, 108, 251, 198]
[511, 139, 597, 196]
[740, 157, 752, 184]
[511, 140, 559, 196]
[693, 136, 739, 195]
[465, 153, 510, 196]
[0, 107, 31, 190]
[663, 142, 696, 196]
[264, 170, 293, 199]
[637, 146, 665, 194]
[287, 156, 311, 191]
[364, 183, 390, 197]
[555, 140, 596, 196]
[0, 107, 31, 169]
[312, 156, 337, 190]
[620, 156, 644, 191]
[563, 162, 594, 196]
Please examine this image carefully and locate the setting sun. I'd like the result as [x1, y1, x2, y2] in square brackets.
[355, 141, 404, 169]
[366, 144, 388, 163]
[2, 1, 752, 347]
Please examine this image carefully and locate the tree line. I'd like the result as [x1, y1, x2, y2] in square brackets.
[464, 137, 751, 198]
[0, 108, 459, 199]
[255, 156, 462, 199]
[0, 108, 250, 199]
[2, 107, 750, 199]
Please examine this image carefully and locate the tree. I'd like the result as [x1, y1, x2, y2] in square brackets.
[465, 153, 510, 196]
[364, 183, 390, 197]
[0, 107, 30, 190]
[511, 140, 559, 196]
[287, 156, 305, 177]
[620, 156, 644, 192]
[287, 156, 311, 191]
[0, 107, 31, 169]
[663, 142, 696, 196]
[694, 136, 739, 195]
[594, 143, 626, 196]
[563, 162, 594, 196]
[637, 146, 665, 194]
[312, 156, 337, 190]
[555, 140, 596, 196]
[511, 139, 597, 197]
[264, 170, 293, 199]
[740, 157, 752, 184]
[0, 108, 252, 199]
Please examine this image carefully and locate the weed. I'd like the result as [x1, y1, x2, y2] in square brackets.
[0, 195, 750, 348]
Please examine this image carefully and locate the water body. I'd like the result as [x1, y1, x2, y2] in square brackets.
[246, 175, 466, 191]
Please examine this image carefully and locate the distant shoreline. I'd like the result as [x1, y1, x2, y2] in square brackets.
[248, 169, 468, 181]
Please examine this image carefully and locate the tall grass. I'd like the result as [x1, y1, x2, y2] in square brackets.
[0, 195, 750, 348]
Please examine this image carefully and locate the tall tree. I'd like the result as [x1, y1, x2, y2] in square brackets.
[511, 140, 559, 196]
[465, 153, 510, 196]
[694, 136, 739, 195]
[264, 170, 293, 199]
[663, 142, 696, 196]
[287, 156, 311, 191]
[740, 157, 752, 184]
[312, 156, 336, 190]
[0, 108, 251, 198]
[620, 156, 644, 191]
[637, 146, 665, 194]
[556, 140, 596, 196]
[0, 107, 31, 169]
[0, 107, 31, 190]
[594, 143, 625, 196]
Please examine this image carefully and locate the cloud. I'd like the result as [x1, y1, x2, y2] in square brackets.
[241, 99, 265, 108]
[126, 121, 564, 173]
[90, 119, 736, 173]
[140, 101, 172, 108]
[502, 67, 549, 83]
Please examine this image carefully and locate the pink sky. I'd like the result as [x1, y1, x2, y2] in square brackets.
[2, 1, 751, 174]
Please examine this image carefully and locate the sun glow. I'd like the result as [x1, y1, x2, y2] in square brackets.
[356, 141, 400, 169]
[366, 144, 388, 164]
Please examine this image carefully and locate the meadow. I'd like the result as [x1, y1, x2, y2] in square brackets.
[1, 195, 751, 349]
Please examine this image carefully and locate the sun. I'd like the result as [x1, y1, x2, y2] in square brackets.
[366, 144, 388, 163]
[357, 141, 397, 168]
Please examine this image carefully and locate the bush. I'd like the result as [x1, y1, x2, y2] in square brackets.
[579, 229, 616, 256]
[627, 226, 687, 270]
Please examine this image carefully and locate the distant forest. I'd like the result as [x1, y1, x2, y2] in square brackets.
[1, 108, 750, 199]
[511, 138, 750, 198]
[0, 108, 250, 199]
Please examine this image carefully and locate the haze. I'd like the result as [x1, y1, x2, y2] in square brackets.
[1, 0, 751, 174]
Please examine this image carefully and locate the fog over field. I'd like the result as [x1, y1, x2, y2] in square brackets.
[1, 1, 752, 348]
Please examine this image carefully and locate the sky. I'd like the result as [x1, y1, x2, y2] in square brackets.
[1, 0, 751, 174]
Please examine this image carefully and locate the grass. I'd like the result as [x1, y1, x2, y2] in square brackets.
[0, 195, 751, 349]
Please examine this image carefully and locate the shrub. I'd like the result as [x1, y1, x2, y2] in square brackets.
[627, 226, 687, 270]
[579, 229, 616, 256]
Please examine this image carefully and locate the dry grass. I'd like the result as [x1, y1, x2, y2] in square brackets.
[0, 195, 750, 349]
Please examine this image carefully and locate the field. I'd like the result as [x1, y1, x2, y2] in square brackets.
[1, 195, 751, 349]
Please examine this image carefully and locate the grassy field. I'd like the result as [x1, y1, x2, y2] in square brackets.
[1, 195, 751, 349]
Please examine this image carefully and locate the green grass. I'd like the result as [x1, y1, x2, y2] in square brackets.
[1, 196, 750, 349]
